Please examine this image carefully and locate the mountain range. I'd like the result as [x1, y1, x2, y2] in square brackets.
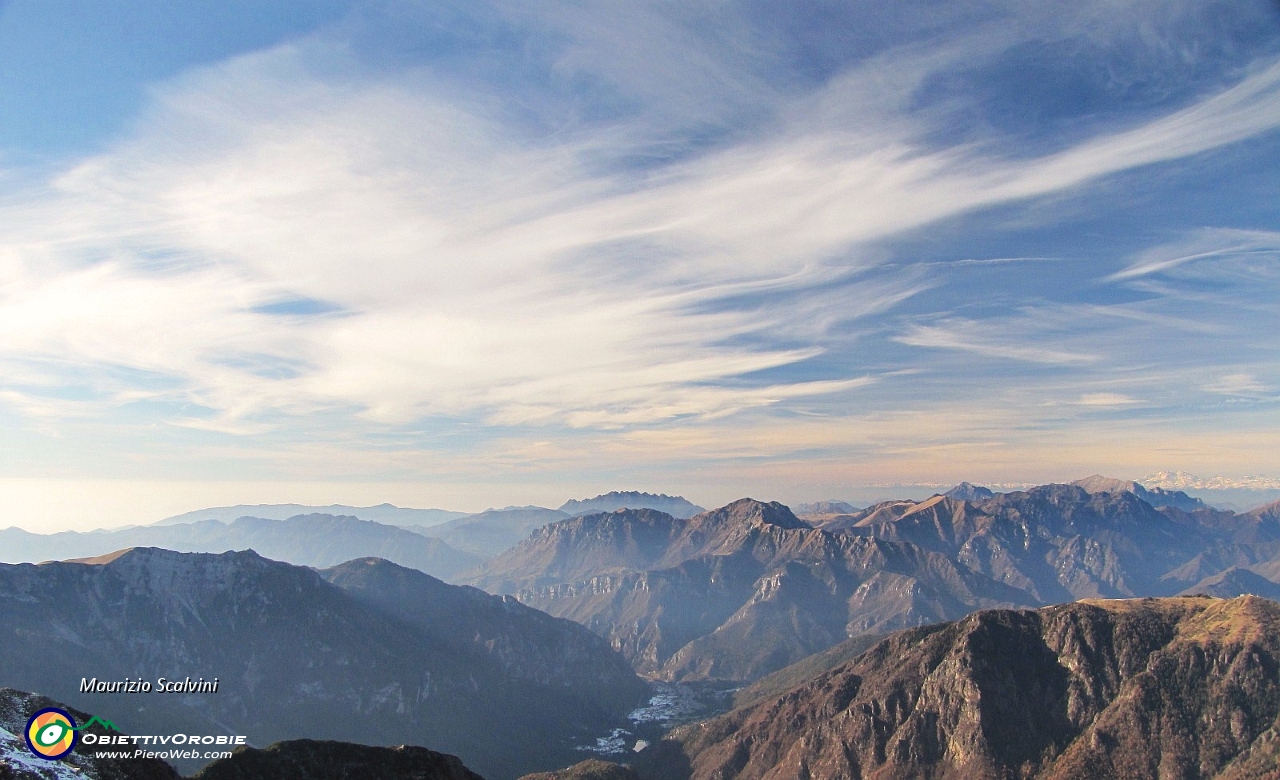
[634, 596, 1280, 780]
[154, 503, 467, 527]
[0, 514, 482, 581]
[466, 500, 1034, 681]
[0, 492, 724, 583]
[0, 548, 646, 779]
[465, 485, 1280, 684]
[7, 479, 1280, 780]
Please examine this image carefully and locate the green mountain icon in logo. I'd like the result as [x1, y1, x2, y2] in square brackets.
[73, 716, 120, 733]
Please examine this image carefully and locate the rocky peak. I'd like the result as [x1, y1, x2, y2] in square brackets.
[1250, 498, 1280, 521]
[943, 482, 996, 501]
[1071, 474, 1139, 494]
[693, 498, 810, 531]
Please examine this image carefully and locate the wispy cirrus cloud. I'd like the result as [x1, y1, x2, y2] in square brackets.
[894, 320, 1099, 365]
[1205, 373, 1268, 397]
[1075, 393, 1144, 407]
[1109, 228, 1280, 281]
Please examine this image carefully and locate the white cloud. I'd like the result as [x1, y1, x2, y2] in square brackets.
[1205, 373, 1267, 396]
[1, 15, 1279, 442]
[1075, 393, 1143, 407]
[894, 321, 1098, 365]
[1109, 228, 1280, 281]
[0, 390, 87, 419]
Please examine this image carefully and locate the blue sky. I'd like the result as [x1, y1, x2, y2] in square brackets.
[2, 0, 1279, 529]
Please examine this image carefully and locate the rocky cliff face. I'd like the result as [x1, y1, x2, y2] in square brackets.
[637, 596, 1280, 780]
[0, 549, 645, 780]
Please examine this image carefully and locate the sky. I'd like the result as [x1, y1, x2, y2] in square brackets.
[2, 0, 1280, 530]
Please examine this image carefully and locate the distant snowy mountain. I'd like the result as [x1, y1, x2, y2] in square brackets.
[1141, 471, 1280, 490]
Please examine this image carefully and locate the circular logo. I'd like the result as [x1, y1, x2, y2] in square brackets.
[25, 708, 78, 760]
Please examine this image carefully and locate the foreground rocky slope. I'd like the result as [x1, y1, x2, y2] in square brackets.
[0, 688, 489, 780]
[518, 759, 639, 780]
[190, 740, 483, 780]
[636, 596, 1280, 780]
[0, 549, 645, 779]
[0, 688, 179, 780]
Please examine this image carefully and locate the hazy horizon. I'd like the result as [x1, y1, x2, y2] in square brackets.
[6, 471, 1279, 533]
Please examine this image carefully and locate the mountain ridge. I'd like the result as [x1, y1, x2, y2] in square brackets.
[635, 596, 1280, 780]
